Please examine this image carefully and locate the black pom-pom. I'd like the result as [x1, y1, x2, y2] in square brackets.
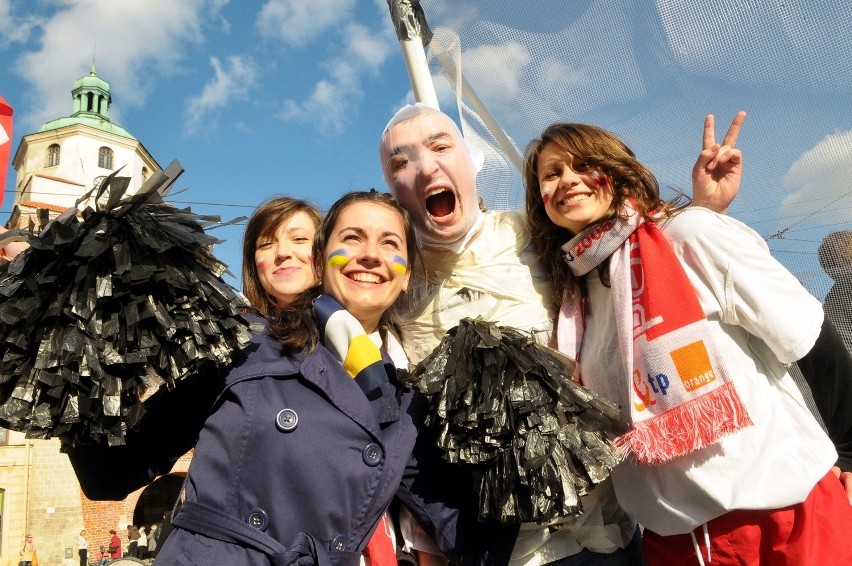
[410, 317, 627, 524]
[0, 162, 252, 445]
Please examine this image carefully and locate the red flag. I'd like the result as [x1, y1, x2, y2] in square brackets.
[0, 96, 13, 208]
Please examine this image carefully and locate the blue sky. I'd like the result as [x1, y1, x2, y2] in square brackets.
[1, 0, 850, 299]
[0, 0, 423, 284]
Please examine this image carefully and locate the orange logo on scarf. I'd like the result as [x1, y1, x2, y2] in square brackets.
[632, 369, 654, 411]
[670, 340, 717, 392]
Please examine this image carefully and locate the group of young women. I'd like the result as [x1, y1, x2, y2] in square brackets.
[6, 109, 842, 565]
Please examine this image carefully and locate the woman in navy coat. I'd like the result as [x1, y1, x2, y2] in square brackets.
[67, 191, 516, 565]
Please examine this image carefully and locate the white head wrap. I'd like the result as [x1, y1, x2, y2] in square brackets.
[380, 103, 485, 175]
[380, 103, 486, 252]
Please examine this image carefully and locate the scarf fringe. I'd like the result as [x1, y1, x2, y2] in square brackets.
[615, 383, 753, 465]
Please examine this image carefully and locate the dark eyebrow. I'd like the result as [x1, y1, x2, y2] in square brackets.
[338, 226, 367, 236]
[387, 131, 454, 157]
[425, 131, 453, 145]
[381, 230, 404, 241]
[339, 226, 403, 241]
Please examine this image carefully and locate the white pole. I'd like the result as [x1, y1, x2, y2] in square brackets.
[387, 1, 439, 110]
[460, 76, 523, 172]
[399, 38, 439, 110]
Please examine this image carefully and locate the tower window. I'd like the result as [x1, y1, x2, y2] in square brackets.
[141, 166, 149, 182]
[47, 144, 60, 167]
[98, 146, 114, 169]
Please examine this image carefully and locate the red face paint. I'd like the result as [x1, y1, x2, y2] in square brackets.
[591, 171, 608, 187]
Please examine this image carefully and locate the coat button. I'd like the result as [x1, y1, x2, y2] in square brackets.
[362, 443, 383, 467]
[331, 534, 346, 551]
[275, 409, 298, 432]
[246, 509, 269, 531]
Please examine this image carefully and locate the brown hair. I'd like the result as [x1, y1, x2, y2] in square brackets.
[269, 190, 417, 354]
[241, 197, 322, 317]
[524, 122, 684, 306]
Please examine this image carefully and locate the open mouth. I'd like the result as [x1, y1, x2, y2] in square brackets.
[426, 189, 456, 219]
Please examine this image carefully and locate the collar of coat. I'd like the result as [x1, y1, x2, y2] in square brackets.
[222, 330, 404, 432]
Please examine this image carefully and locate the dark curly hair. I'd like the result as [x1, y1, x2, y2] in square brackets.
[523, 122, 684, 307]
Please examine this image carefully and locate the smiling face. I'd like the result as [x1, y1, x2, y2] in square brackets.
[254, 210, 318, 308]
[322, 201, 411, 333]
[381, 111, 479, 244]
[537, 141, 615, 234]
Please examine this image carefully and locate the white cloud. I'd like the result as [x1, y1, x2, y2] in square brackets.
[537, 58, 590, 92]
[11, 0, 222, 132]
[278, 16, 396, 135]
[256, 0, 356, 47]
[185, 55, 260, 135]
[462, 41, 531, 102]
[346, 21, 393, 69]
[0, 0, 43, 45]
[780, 130, 852, 226]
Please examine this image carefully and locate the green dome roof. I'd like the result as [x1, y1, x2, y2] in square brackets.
[38, 115, 136, 140]
[73, 71, 110, 92]
[37, 62, 136, 140]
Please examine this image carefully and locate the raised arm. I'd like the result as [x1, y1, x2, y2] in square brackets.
[691, 111, 746, 213]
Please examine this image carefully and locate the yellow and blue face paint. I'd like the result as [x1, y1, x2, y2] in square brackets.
[391, 255, 408, 275]
[326, 249, 351, 268]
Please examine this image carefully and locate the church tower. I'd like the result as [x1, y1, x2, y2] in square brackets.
[7, 62, 161, 228]
[0, 66, 180, 566]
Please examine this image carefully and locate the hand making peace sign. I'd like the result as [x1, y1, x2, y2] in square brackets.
[691, 111, 746, 214]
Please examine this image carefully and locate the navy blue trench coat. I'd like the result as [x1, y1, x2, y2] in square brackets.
[67, 329, 517, 566]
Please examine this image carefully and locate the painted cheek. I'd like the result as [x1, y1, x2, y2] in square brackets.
[541, 189, 551, 206]
[591, 171, 607, 187]
[256, 259, 266, 268]
[391, 255, 408, 275]
[326, 249, 351, 268]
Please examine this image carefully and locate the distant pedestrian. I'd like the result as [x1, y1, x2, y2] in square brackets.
[108, 529, 121, 560]
[77, 529, 88, 566]
[96, 545, 110, 566]
[147, 523, 159, 557]
[155, 510, 174, 556]
[19, 534, 36, 566]
[127, 524, 140, 557]
[137, 525, 148, 558]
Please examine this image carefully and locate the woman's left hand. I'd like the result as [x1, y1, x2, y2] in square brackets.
[691, 111, 746, 214]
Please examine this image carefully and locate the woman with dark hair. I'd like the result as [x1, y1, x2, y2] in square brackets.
[241, 197, 323, 318]
[523, 116, 852, 565]
[67, 190, 511, 566]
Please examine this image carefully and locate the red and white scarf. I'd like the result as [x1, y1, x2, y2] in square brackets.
[557, 204, 752, 464]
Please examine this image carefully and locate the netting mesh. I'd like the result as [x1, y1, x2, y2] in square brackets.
[417, 0, 852, 348]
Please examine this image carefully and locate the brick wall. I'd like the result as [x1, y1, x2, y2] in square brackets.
[0, 436, 193, 566]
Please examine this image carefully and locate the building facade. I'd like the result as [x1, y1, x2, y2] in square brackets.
[7, 62, 160, 229]
[1, 66, 189, 566]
